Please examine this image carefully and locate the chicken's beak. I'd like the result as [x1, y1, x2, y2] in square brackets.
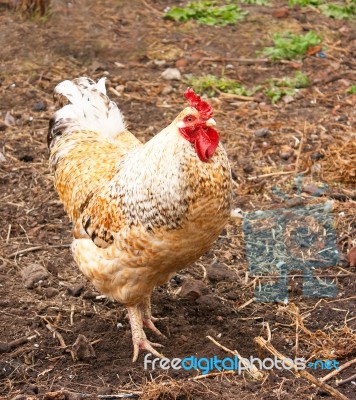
[205, 118, 216, 127]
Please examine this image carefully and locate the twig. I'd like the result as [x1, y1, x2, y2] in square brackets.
[139, 0, 162, 15]
[109, 87, 123, 98]
[197, 57, 269, 65]
[6, 224, 11, 244]
[321, 358, 356, 383]
[0, 334, 38, 353]
[218, 92, 256, 102]
[337, 373, 356, 386]
[45, 320, 75, 361]
[192, 370, 236, 380]
[207, 335, 264, 380]
[255, 336, 349, 400]
[97, 394, 140, 399]
[247, 168, 309, 180]
[237, 297, 255, 310]
[9, 244, 71, 258]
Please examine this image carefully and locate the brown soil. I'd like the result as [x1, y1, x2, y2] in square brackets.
[0, 1, 355, 399]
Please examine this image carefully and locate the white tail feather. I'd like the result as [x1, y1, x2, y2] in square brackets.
[49, 77, 125, 146]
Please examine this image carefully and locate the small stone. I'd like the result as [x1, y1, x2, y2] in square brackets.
[272, 7, 289, 18]
[21, 264, 49, 289]
[175, 58, 188, 68]
[282, 95, 295, 104]
[196, 294, 220, 310]
[43, 287, 59, 299]
[72, 334, 96, 361]
[114, 84, 125, 93]
[4, 111, 16, 126]
[114, 61, 125, 68]
[259, 103, 272, 112]
[33, 101, 47, 112]
[311, 163, 322, 175]
[225, 291, 239, 300]
[44, 392, 66, 400]
[302, 183, 319, 196]
[45, 391, 80, 400]
[0, 342, 11, 353]
[153, 59, 166, 67]
[0, 152, 6, 162]
[179, 278, 205, 300]
[243, 164, 253, 174]
[254, 128, 271, 138]
[0, 361, 15, 379]
[206, 262, 237, 282]
[279, 145, 294, 160]
[83, 291, 100, 300]
[311, 152, 324, 161]
[26, 384, 39, 395]
[161, 68, 181, 81]
[348, 247, 356, 267]
[19, 154, 34, 162]
[161, 84, 173, 95]
[67, 283, 84, 297]
[170, 275, 182, 285]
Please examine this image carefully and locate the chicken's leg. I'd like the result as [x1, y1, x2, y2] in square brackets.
[127, 305, 164, 362]
[140, 296, 166, 337]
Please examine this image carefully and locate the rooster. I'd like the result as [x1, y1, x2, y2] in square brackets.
[48, 77, 232, 361]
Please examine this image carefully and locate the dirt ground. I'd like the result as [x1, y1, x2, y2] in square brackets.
[0, 0, 355, 399]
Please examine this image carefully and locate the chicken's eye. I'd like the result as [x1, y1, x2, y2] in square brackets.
[184, 115, 196, 123]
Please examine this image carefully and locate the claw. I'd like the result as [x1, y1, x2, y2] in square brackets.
[127, 305, 165, 362]
[143, 318, 167, 338]
[132, 337, 164, 362]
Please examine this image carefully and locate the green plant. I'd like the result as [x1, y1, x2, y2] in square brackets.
[265, 72, 309, 104]
[288, 0, 324, 6]
[346, 85, 356, 94]
[164, 1, 247, 26]
[319, 2, 355, 19]
[186, 74, 259, 97]
[262, 31, 321, 60]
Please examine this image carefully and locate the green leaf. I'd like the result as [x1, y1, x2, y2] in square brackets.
[164, 1, 247, 26]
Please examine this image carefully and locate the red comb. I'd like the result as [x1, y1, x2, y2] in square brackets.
[184, 88, 213, 120]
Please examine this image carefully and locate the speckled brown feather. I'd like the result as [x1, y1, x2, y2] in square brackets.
[48, 79, 232, 308]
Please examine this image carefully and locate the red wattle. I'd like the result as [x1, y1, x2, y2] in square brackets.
[194, 127, 219, 162]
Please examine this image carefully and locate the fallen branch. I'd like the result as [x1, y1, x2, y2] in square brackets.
[321, 357, 356, 383]
[336, 373, 356, 387]
[0, 334, 38, 353]
[255, 336, 349, 400]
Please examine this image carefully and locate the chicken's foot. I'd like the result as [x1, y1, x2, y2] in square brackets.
[127, 306, 164, 362]
[140, 296, 167, 338]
